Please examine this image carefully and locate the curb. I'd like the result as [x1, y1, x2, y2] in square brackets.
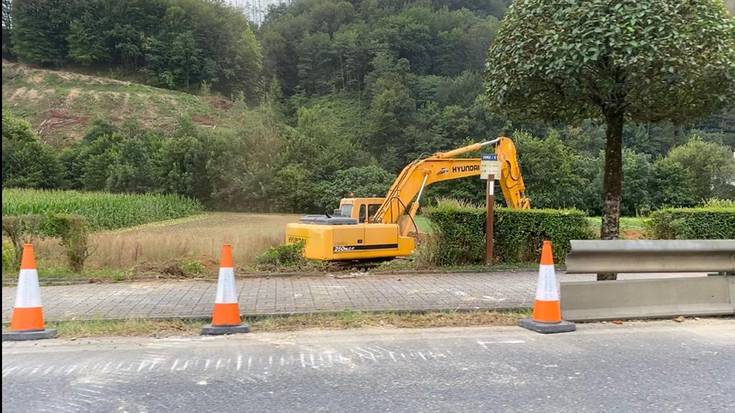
[3, 267, 538, 287]
[2, 306, 533, 325]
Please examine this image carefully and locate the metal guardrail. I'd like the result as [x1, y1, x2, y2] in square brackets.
[565, 240, 735, 274]
[561, 276, 735, 321]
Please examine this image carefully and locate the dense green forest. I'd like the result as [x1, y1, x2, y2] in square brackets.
[2, 0, 262, 99]
[3, 0, 734, 215]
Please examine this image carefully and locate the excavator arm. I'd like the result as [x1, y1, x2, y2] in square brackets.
[372, 137, 530, 233]
[497, 137, 531, 210]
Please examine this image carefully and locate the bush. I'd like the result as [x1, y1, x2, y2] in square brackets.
[1, 215, 47, 269]
[421, 200, 486, 266]
[180, 259, 205, 276]
[2, 214, 91, 272]
[2, 112, 64, 189]
[423, 199, 594, 265]
[47, 214, 91, 272]
[2, 188, 202, 230]
[3, 240, 17, 273]
[255, 241, 306, 270]
[316, 165, 395, 211]
[648, 207, 735, 239]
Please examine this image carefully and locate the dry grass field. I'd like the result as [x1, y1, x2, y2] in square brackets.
[34, 212, 300, 271]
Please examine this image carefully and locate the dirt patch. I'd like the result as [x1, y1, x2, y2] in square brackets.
[122, 92, 130, 112]
[191, 114, 216, 126]
[37, 108, 89, 137]
[40, 310, 529, 338]
[65, 88, 81, 106]
[209, 95, 233, 110]
[30, 72, 45, 83]
[8, 86, 42, 102]
[622, 229, 646, 240]
[54, 69, 131, 86]
[8, 86, 27, 100]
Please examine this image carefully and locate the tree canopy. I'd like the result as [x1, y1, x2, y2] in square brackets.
[9, 0, 262, 100]
[485, 0, 735, 265]
[486, 0, 735, 124]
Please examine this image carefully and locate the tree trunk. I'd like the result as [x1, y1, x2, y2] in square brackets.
[598, 109, 624, 281]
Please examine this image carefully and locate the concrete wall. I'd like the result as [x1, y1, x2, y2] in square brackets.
[560, 276, 735, 321]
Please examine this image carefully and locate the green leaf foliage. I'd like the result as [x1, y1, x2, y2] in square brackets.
[665, 136, 735, 201]
[648, 207, 735, 239]
[2, 188, 202, 230]
[485, 0, 735, 123]
[2, 112, 63, 189]
[2, 213, 90, 272]
[10, 0, 262, 98]
[423, 199, 594, 265]
[255, 240, 306, 270]
[316, 165, 395, 212]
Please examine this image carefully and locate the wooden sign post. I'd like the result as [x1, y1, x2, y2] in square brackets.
[486, 174, 495, 265]
[480, 154, 499, 266]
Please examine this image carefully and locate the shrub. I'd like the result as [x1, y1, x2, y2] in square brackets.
[47, 214, 91, 273]
[1, 215, 47, 268]
[3, 240, 16, 273]
[255, 241, 306, 270]
[180, 259, 205, 276]
[2, 214, 91, 272]
[423, 199, 594, 265]
[648, 207, 735, 239]
[2, 112, 64, 189]
[420, 200, 486, 266]
[2, 188, 202, 230]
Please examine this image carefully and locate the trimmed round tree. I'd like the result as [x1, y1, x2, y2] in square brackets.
[485, 0, 735, 278]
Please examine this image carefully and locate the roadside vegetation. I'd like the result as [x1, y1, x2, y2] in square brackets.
[2, 188, 202, 230]
[36, 310, 530, 338]
[1, 212, 298, 281]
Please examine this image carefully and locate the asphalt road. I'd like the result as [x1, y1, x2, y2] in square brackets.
[3, 319, 734, 412]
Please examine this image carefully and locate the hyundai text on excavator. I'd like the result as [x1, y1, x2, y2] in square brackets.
[286, 137, 530, 261]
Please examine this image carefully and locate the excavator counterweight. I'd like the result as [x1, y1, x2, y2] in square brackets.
[286, 137, 530, 261]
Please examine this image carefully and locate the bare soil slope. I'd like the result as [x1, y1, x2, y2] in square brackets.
[2, 62, 241, 145]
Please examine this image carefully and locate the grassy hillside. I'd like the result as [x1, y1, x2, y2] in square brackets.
[2, 62, 243, 146]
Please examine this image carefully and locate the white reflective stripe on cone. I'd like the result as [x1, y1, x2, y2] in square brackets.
[534, 264, 559, 301]
[215, 267, 238, 304]
[14, 269, 42, 308]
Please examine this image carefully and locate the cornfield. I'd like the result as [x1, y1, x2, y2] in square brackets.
[2, 189, 202, 230]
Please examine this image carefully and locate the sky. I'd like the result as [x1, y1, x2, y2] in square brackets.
[227, 0, 292, 24]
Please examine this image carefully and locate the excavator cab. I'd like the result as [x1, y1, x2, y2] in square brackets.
[337, 198, 384, 223]
[286, 137, 529, 261]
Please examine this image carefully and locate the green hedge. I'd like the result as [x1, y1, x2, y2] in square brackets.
[648, 207, 735, 239]
[423, 200, 594, 265]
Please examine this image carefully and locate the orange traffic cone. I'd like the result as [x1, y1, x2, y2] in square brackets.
[2, 244, 57, 341]
[201, 244, 250, 335]
[519, 241, 576, 334]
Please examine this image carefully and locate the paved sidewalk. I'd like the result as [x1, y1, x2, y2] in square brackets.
[1, 272, 702, 322]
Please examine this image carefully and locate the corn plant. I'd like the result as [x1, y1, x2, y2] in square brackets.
[2, 189, 202, 230]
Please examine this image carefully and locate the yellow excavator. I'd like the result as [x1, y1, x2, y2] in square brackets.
[286, 137, 530, 261]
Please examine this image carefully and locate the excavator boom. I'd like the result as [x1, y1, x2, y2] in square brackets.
[374, 137, 529, 228]
[286, 136, 530, 261]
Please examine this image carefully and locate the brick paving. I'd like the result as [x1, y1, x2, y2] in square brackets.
[1, 271, 700, 322]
